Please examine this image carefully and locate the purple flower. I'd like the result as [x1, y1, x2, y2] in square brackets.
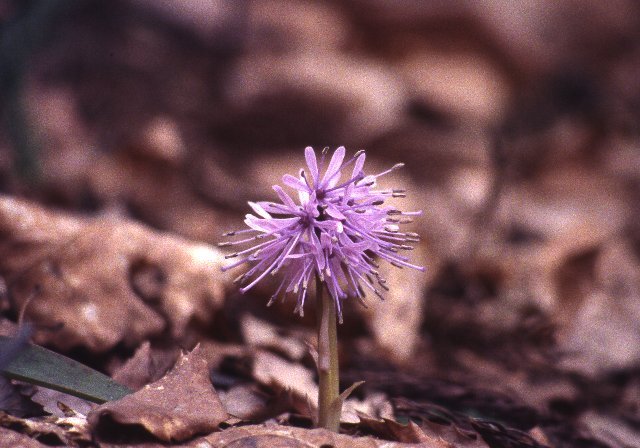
[220, 146, 424, 322]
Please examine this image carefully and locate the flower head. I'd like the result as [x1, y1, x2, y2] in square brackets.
[220, 146, 424, 322]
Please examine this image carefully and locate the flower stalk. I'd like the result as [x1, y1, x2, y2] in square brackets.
[316, 275, 340, 432]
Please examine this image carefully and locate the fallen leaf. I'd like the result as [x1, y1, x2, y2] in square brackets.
[248, 0, 350, 52]
[0, 195, 229, 352]
[557, 240, 640, 375]
[0, 426, 49, 448]
[219, 384, 268, 421]
[241, 314, 307, 361]
[253, 350, 318, 413]
[0, 377, 43, 418]
[224, 52, 406, 147]
[111, 341, 180, 390]
[582, 411, 640, 448]
[358, 415, 487, 447]
[201, 423, 441, 447]
[0, 412, 71, 446]
[341, 391, 394, 425]
[30, 387, 94, 418]
[89, 345, 228, 443]
[397, 47, 511, 124]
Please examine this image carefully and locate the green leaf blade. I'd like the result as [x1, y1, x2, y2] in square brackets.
[0, 335, 132, 403]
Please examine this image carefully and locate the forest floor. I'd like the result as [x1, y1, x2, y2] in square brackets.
[2, 1, 640, 447]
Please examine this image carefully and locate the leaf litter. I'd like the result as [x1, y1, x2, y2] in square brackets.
[3, 0, 640, 446]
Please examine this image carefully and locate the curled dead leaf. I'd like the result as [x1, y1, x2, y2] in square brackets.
[0, 195, 229, 352]
[88, 345, 228, 443]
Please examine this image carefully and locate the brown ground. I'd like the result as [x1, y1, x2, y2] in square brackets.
[2, 1, 640, 447]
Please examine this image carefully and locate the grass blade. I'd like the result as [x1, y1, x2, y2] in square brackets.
[0, 335, 132, 403]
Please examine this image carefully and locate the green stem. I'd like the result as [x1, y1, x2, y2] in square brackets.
[316, 276, 340, 432]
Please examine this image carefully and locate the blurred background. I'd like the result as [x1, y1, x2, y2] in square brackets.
[2, 1, 640, 446]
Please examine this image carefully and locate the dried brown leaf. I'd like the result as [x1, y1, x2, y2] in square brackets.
[28, 387, 92, 419]
[358, 415, 488, 447]
[557, 240, 640, 375]
[0, 195, 228, 352]
[582, 411, 640, 448]
[253, 350, 318, 414]
[112, 341, 180, 390]
[0, 412, 73, 446]
[201, 423, 437, 447]
[219, 385, 268, 421]
[0, 378, 44, 418]
[0, 426, 49, 448]
[225, 53, 406, 146]
[397, 48, 510, 124]
[342, 392, 394, 424]
[241, 314, 306, 361]
[89, 345, 228, 443]
[248, 0, 350, 52]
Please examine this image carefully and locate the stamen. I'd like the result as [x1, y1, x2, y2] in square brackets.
[233, 273, 246, 284]
[319, 147, 329, 172]
[218, 234, 267, 247]
[366, 273, 374, 284]
[373, 163, 405, 178]
[222, 228, 256, 236]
